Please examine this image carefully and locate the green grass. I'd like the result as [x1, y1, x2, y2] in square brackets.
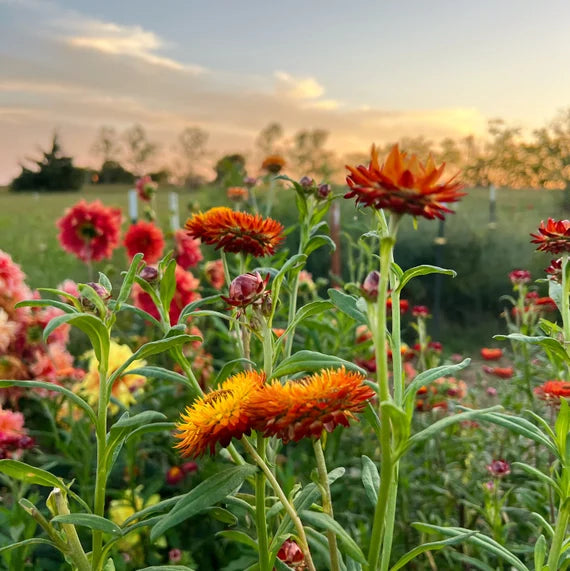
[0, 183, 563, 350]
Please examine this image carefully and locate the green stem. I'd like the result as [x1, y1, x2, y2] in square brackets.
[547, 499, 570, 569]
[241, 438, 316, 571]
[562, 253, 570, 358]
[380, 465, 399, 571]
[255, 434, 270, 571]
[390, 288, 403, 405]
[313, 438, 340, 571]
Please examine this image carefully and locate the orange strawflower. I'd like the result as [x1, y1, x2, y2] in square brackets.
[261, 154, 286, 174]
[531, 219, 570, 254]
[175, 370, 265, 458]
[345, 144, 465, 220]
[227, 186, 249, 201]
[247, 368, 374, 443]
[185, 207, 284, 258]
[481, 348, 503, 361]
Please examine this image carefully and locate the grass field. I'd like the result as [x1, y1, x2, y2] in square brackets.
[0, 183, 563, 350]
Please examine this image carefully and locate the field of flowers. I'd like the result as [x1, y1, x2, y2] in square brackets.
[1, 147, 570, 571]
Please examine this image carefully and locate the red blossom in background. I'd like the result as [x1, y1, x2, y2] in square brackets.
[56, 200, 122, 262]
[412, 305, 430, 318]
[204, 260, 225, 289]
[482, 366, 514, 379]
[345, 144, 465, 220]
[546, 258, 562, 282]
[509, 269, 531, 285]
[136, 175, 157, 202]
[481, 348, 503, 360]
[487, 459, 510, 478]
[174, 230, 203, 269]
[534, 380, 570, 401]
[530, 219, 570, 254]
[124, 221, 165, 263]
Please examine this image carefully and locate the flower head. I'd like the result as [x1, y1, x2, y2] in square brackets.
[226, 186, 249, 201]
[247, 368, 374, 443]
[487, 459, 510, 478]
[481, 348, 503, 361]
[509, 269, 531, 285]
[546, 258, 562, 282]
[412, 305, 430, 318]
[361, 271, 380, 300]
[277, 539, 305, 568]
[124, 221, 165, 263]
[174, 230, 203, 269]
[185, 207, 284, 258]
[78, 341, 146, 411]
[534, 380, 570, 402]
[261, 154, 286, 174]
[222, 272, 269, 310]
[136, 175, 158, 202]
[175, 370, 265, 457]
[482, 366, 513, 379]
[345, 145, 465, 220]
[204, 259, 225, 289]
[531, 219, 570, 254]
[57, 200, 122, 262]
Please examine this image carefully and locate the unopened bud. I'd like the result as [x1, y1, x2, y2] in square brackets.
[299, 176, 314, 189]
[361, 271, 380, 301]
[223, 272, 267, 308]
[317, 183, 331, 198]
[140, 266, 159, 283]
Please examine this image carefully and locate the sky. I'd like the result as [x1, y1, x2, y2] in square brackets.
[0, 0, 569, 183]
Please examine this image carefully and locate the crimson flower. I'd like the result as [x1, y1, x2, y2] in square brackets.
[57, 200, 122, 262]
[345, 145, 465, 220]
[530, 219, 570, 254]
[480, 348, 503, 361]
[124, 221, 165, 263]
[174, 230, 203, 269]
[509, 269, 531, 285]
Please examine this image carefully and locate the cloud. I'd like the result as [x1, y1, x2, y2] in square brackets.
[274, 71, 325, 100]
[58, 17, 204, 73]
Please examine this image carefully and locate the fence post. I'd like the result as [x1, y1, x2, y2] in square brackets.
[128, 189, 138, 223]
[169, 192, 180, 231]
[489, 184, 497, 229]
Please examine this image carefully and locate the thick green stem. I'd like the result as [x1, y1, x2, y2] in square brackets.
[380, 466, 399, 571]
[391, 289, 403, 405]
[547, 499, 570, 569]
[255, 434, 270, 571]
[562, 253, 570, 357]
[313, 438, 340, 571]
[241, 438, 316, 571]
[368, 233, 394, 570]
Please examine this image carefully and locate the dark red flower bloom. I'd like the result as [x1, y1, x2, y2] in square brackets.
[412, 305, 430, 318]
[487, 459, 510, 478]
[482, 366, 513, 379]
[277, 539, 304, 567]
[546, 258, 562, 282]
[222, 272, 269, 309]
[534, 380, 570, 401]
[345, 145, 465, 220]
[57, 200, 122, 262]
[135, 175, 157, 202]
[361, 271, 380, 300]
[124, 221, 165, 263]
[509, 269, 531, 285]
[531, 219, 570, 254]
[174, 230, 203, 269]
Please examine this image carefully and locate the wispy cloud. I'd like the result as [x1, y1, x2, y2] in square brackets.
[58, 17, 204, 73]
[274, 71, 325, 100]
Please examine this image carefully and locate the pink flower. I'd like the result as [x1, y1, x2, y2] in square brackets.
[135, 175, 157, 202]
[0, 309, 17, 352]
[174, 230, 203, 269]
[0, 406, 25, 436]
[204, 260, 225, 290]
[0, 250, 27, 296]
[58, 279, 80, 300]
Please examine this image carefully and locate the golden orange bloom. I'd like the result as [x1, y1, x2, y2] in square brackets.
[185, 207, 284, 258]
[247, 368, 375, 443]
[345, 144, 465, 220]
[261, 154, 286, 173]
[534, 380, 570, 401]
[175, 370, 265, 458]
[227, 186, 249, 201]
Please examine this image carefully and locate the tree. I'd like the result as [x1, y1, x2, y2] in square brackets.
[11, 133, 85, 192]
[91, 126, 122, 167]
[289, 129, 334, 178]
[256, 122, 284, 156]
[212, 154, 246, 187]
[176, 126, 209, 187]
[123, 124, 158, 176]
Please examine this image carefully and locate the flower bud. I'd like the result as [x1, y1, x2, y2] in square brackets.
[299, 176, 314, 189]
[243, 176, 257, 188]
[140, 266, 159, 283]
[509, 269, 531, 285]
[317, 183, 331, 198]
[166, 466, 185, 485]
[80, 282, 111, 311]
[412, 305, 430, 318]
[361, 271, 380, 300]
[486, 459, 510, 478]
[277, 539, 304, 566]
[223, 272, 267, 308]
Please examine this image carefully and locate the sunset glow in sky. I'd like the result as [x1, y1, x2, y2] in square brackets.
[0, 0, 569, 183]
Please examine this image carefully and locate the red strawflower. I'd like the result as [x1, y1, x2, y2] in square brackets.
[509, 269, 531, 285]
[345, 145, 465, 220]
[204, 259, 225, 289]
[534, 297, 558, 312]
[481, 348, 503, 360]
[387, 297, 409, 313]
[531, 219, 570, 254]
[124, 221, 165, 263]
[174, 230, 203, 269]
[412, 305, 430, 318]
[546, 258, 562, 282]
[185, 207, 284, 258]
[57, 200, 122, 262]
[482, 366, 513, 379]
[133, 264, 200, 324]
[534, 380, 570, 401]
[487, 459, 510, 478]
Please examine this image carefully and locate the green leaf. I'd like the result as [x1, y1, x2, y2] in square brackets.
[0, 537, 59, 556]
[556, 398, 570, 457]
[413, 523, 530, 571]
[0, 379, 96, 424]
[177, 294, 223, 324]
[77, 283, 108, 319]
[529, 512, 554, 538]
[43, 312, 109, 365]
[327, 289, 367, 325]
[270, 350, 365, 380]
[138, 567, 195, 571]
[98, 272, 113, 294]
[0, 460, 64, 488]
[361, 455, 380, 506]
[300, 510, 365, 564]
[51, 513, 122, 536]
[403, 359, 471, 415]
[402, 406, 503, 458]
[16, 299, 77, 314]
[212, 359, 256, 387]
[275, 301, 334, 348]
[123, 494, 186, 526]
[396, 265, 456, 293]
[304, 234, 336, 257]
[534, 534, 547, 571]
[112, 410, 167, 430]
[390, 532, 477, 571]
[128, 366, 194, 388]
[206, 506, 238, 526]
[512, 462, 562, 497]
[150, 465, 257, 541]
[362, 401, 381, 441]
[125, 422, 176, 443]
[160, 259, 178, 315]
[494, 333, 570, 364]
[116, 303, 162, 328]
[116, 253, 144, 308]
[381, 401, 409, 453]
[217, 530, 258, 550]
[549, 279, 563, 313]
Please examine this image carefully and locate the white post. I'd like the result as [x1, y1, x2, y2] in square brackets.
[169, 191, 180, 231]
[128, 189, 138, 223]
